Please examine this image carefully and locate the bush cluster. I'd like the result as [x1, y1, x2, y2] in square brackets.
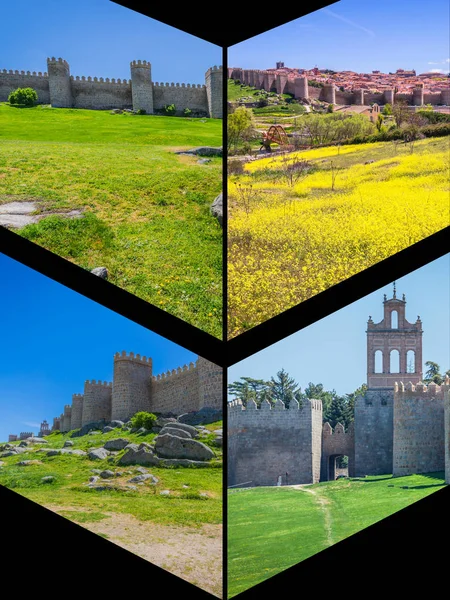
[8, 87, 38, 106]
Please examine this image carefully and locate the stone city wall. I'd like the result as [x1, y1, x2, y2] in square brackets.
[228, 398, 323, 487]
[393, 382, 448, 476]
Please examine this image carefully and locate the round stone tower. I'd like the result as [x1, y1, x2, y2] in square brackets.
[322, 83, 336, 104]
[111, 351, 153, 421]
[205, 65, 223, 119]
[384, 89, 395, 105]
[82, 380, 112, 426]
[130, 60, 153, 114]
[59, 412, 65, 433]
[52, 416, 61, 432]
[47, 57, 73, 108]
[63, 405, 72, 432]
[413, 83, 424, 106]
[294, 76, 309, 100]
[198, 356, 222, 410]
[71, 393, 84, 430]
[440, 87, 450, 106]
[355, 88, 365, 105]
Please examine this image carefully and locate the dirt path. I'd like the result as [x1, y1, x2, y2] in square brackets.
[46, 505, 222, 598]
[291, 485, 334, 547]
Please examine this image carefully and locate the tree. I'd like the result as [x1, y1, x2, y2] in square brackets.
[8, 87, 38, 107]
[392, 100, 410, 128]
[268, 369, 300, 408]
[383, 103, 393, 116]
[401, 112, 426, 153]
[424, 361, 443, 384]
[228, 379, 253, 406]
[227, 107, 255, 153]
[375, 114, 384, 132]
[326, 395, 347, 429]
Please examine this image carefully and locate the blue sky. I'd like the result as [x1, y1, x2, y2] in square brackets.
[1, 0, 221, 84]
[0, 253, 197, 442]
[229, 254, 450, 399]
[229, 0, 450, 75]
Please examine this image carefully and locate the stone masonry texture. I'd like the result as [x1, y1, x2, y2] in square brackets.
[49, 353, 222, 432]
[0, 57, 223, 118]
[228, 291, 450, 487]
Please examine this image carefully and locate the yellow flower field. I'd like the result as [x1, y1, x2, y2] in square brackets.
[228, 137, 450, 338]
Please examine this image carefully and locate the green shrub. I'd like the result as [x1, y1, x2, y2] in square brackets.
[136, 108, 146, 115]
[164, 103, 176, 116]
[183, 107, 192, 117]
[8, 87, 38, 106]
[417, 110, 450, 124]
[130, 411, 157, 430]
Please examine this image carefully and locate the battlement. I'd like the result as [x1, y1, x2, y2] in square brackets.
[228, 397, 322, 412]
[206, 65, 223, 75]
[47, 57, 69, 69]
[84, 380, 113, 387]
[1, 69, 48, 77]
[153, 81, 205, 89]
[394, 378, 450, 397]
[71, 75, 131, 85]
[72, 393, 83, 399]
[322, 421, 354, 435]
[0, 56, 221, 118]
[114, 350, 151, 364]
[152, 361, 197, 382]
[130, 60, 151, 69]
[20, 432, 33, 440]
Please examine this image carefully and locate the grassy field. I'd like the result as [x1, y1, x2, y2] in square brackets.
[228, 136, 450, 338]
[0, 104, 222, 337]
[228, 472, 446, 597]
[0, 422, 222, 524]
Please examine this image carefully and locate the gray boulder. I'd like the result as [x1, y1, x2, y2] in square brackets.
[192, 146, 222, 156]
[128, 474, 159, 484]
[167, 422, 199, 438]
[100, 470, 115, 479]
[63, 440, 74, 447]
[60, 449, 86, 456]
[27, 437, 48, 444]
[19, 441, 29, 447]
[91, 267, 108, 279]
[155, 417, 177, 428]
[118, 447, 158, 466]
[103, 426, 115, 433]
[72, 421, 107, 438]
[155, 433, 215, 461]
[159, 426, 192, 439]
[41, 476, 55, 483]
[110, 420, 125, 428]
[88, 448, 110, 460]
[210, 193, 223, 226]
[104, 438, 130, 451]
[124, 443, 139, 452]
[178, 407, 222, 426]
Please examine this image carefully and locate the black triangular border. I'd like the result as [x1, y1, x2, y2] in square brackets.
[0, 226, 224, 365]
[227, 227, 450, 365]
[110, 1, 340, 47]
[0, 484, 216, 597]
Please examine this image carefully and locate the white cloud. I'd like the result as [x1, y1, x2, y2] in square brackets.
[22, 421, 40, 428]
[322, 8, 376, 38]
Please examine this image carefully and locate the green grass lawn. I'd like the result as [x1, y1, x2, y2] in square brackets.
[0, 104, 222, 337]
[228, 473, 446, 596]
[0, 422, 222, 526]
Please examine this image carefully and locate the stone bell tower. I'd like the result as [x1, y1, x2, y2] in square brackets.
[366, 283, 423, 389]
